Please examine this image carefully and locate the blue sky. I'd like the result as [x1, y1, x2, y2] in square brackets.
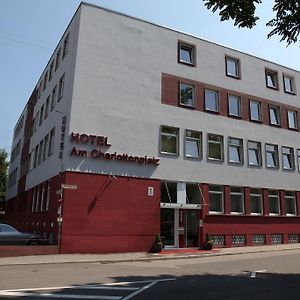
[1, 0, 299, 154]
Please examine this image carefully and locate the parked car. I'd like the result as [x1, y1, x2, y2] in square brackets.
[0, 224, 48, 245]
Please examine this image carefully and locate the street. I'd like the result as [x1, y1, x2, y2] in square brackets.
[1, 249, 300, 299]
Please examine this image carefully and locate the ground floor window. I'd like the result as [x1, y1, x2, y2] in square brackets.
[250, 188, 263, 215]
[209, 185, 224, 213]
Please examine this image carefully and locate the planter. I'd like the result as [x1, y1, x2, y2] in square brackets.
[203, 242, 213, 250]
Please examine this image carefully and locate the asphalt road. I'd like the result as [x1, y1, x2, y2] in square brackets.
[1, 249, 300, 299]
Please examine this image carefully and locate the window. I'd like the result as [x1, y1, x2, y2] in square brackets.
[185, 130, 202, 159]
[250, 100, 262, 121]
[230, 187, 244, 214]
[285, 191, 297, 215]
[63, 33, 70, 59]
[48, 128, 55, 156]
[34, 112, 39, 132]
[43, 71, 48, 90]
[49, 60, 54, 81]
[33, 145, 39, 168]
[208, 134, 223, 161]
[269, 105, 281, 126]
[265, 69, 278, 89]
[178, 42, 195, 65]
[248, 141, 262, 166]
[228, 95, 241, 117]
[43, 134, 49, 161]
[38, 140, 43, 165]
[58, 74, 65, 101]
[45, 96, 50, 119]
[287, 110, 298, 129]
[209, 185, 224, 213]
[225, 56, 240, 78]
[250, 188, 263, 215]
[283, 74, 296, 94]
[179, 82, 195, 107]
[282, 146, 295, 170]
[268, 190, 280, 215]
[39, 105, 44, 126]
[265, 144, 279, 169]
[228, 137, 243, 164]
[50, 86, 57, 111]
[160, 126, 179, 155]
[205, 89, 219, 112]
[55, 47, 61, 71]
[297, 149, 300, 171]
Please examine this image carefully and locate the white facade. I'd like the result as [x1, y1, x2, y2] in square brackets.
[7, 3, 300, 200]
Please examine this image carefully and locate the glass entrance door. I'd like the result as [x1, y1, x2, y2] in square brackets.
[161, 209, 177, 247]
[185, 210, 199, 247]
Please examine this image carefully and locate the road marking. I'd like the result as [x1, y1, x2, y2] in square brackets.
[0, 285, 138, 293]
[0, 291, 121, 299]
[243, 270, 267, 278]
[104, 278, 176, 286]
[121, 281, 157, 300]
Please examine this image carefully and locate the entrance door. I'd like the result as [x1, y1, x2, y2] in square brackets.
[161, 209, 178, 247]
[185, 210, 199, 247]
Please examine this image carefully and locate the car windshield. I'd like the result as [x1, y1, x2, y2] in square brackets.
[0, 224, 20, 233]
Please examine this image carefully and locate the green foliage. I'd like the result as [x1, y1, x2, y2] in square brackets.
[203, 0, 300, 45]
[0, 149, 9, 202]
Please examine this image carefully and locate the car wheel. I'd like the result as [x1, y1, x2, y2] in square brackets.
[28, 239, 39, 245]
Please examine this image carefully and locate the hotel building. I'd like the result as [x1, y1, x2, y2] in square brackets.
[5, 2, 300, 253]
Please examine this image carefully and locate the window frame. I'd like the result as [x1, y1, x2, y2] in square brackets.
[265, 143, 279, 169]
[208, 185, 224, 214]
[249, 100, 262, 122]
[230, 187, 244, 214]
[283, 74, 296, 95]
[268, 190, 280, 216]
[179, 82, 195, 108]
[285, 191, 297, 216]
[178, 41, 195, 66]
[225, 56, 240, 79]
[268, 105, 281, 126]
[204, 89, 219, 113]
[160, 126, 179, 156]
[265, 68, 279, 90]
[247, 140, 262, 167]
[184, 129, 202, 159]
[207, 133, 224, 161]
[287, 110, 298, 130]
[282, 146, 295, 171]
[250, 188, 263, 215]
[297, 149, 300, 172]
[228, 137, 243, 165]
[58, 73, 65, 101]
[228, 94, 242, 118]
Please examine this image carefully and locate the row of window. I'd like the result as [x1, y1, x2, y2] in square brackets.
[178, 41, 297, 94]
[27, 74, 65, 142]
[10, 140, 21, 163]
[209, 185, 298, 216]
[7, 168, 18, 188]
[211, 234, 300, 246]
[160, 126, 300, 171]
[20, 127, 55, 179]
[179, 81, 299, 130]
[31, 181, 51, 213]
[37, 33, 69, 99]
[13, 115, 24, 141]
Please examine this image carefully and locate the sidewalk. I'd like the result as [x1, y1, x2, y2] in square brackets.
[0, 243, 300, 266]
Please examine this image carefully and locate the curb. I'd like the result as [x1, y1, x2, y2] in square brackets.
[1, 245, 300, 266]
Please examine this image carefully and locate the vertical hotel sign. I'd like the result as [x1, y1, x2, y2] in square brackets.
[70, 132, 160, 166]
[59, 116, 67, 159]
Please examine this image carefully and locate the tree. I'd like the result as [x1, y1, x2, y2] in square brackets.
[203, 0, 300, 45]
[0, 149, 9, 202]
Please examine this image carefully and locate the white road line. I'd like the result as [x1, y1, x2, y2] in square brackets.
[0, 291, 122, 300]
[1, 285, 138, 293]
[121, 281, 157, 300]
[104, 278, 176, 286]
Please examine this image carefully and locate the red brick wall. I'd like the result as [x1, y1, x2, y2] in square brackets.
[60, 172, 161, 253]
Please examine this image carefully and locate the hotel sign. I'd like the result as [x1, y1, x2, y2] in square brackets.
[70, 132, 160, 166]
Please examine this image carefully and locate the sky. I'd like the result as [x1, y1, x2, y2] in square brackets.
[1, 0, 299, 155]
